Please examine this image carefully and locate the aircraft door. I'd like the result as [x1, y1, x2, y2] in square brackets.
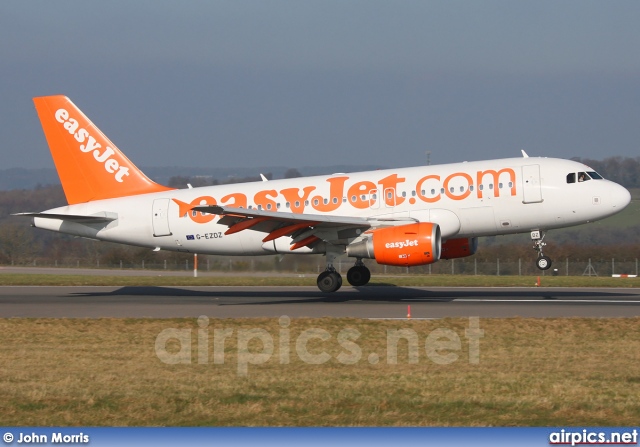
[384, 188, 396, 208]
[368, 189, 380, 209]
[522, 164, 543, 204]
[152, 198, 172, 237]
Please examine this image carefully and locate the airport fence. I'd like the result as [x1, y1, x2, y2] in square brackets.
[8, 255, 640, 277]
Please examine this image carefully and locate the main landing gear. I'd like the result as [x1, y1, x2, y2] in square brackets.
[346, 259, 371, 287]
[316, 253, 371, 293]
[317, 269, 343, 293]
[317, 248, 343, 293]
[531, 230, 552, 270]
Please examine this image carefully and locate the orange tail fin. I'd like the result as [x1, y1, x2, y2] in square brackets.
[33, 95, 173, 204]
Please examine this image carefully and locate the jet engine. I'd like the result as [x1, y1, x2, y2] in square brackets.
[346, 222, 441, 266]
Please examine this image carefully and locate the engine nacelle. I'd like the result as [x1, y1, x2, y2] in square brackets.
[440, 237, 478, 260]
[346, 222, 441, 267]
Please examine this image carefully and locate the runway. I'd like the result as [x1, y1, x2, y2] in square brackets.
[1, 285, 640, 318]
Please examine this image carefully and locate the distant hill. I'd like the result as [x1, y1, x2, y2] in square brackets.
[0, 164, 386, 190]
[0, 168, 61, 190]
[4, 155, 638, 190]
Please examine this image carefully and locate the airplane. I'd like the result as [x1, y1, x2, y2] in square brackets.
[15, 95, 631, 292]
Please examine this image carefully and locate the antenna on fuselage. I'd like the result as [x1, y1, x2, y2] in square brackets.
[521, 149, 529, 158]
[426, 151, 431, 166]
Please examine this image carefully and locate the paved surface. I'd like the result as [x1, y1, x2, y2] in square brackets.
[0, 266, 302, 277]
[1, 285, 640, 318]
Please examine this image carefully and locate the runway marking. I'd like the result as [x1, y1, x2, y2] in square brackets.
[402, 299, 640, 304]
[367, 317, 439, 320]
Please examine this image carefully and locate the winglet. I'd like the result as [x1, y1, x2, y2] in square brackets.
[33, 96, 174, 205]
[521, 149, 529, 158]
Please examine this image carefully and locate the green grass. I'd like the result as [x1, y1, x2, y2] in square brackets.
[588, 188, 640, 229]
[0, 273, 638, 287]
[1, 317, 639, 426]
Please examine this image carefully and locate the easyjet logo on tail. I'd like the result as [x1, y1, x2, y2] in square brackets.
[55, 109, 130, 182]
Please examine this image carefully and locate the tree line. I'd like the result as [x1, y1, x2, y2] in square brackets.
[571, 156, 640, 188]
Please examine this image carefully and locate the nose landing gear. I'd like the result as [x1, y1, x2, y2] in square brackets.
[532, 230, 552, 270]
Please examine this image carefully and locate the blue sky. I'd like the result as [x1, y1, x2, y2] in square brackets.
[1, 1, 639, 170]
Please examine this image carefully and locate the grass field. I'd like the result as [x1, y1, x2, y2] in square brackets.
[1, 317, 639, 426]
[0, 273, 639, 287]
[1, 271, 638, 426]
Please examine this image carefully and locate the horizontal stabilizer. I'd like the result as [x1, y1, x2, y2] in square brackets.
[13, 212, 116, 223]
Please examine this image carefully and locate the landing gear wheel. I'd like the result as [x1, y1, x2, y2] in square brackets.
[536, 255, 552, 270]
[532, 231, 552, 271]
[317, 271, 343, 293]
[347, 265, 371, 286]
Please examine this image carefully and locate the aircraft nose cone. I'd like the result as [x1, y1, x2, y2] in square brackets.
[611, 183, 631, 210]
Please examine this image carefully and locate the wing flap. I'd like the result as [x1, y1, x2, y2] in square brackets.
[193, 205, 372, 246]
[191, 204, 419, 247]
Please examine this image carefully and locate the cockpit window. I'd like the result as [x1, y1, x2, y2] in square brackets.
[577, 172, 591, 182]
[568, 171, 603, 184]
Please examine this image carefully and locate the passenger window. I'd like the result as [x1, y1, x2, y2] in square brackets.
[567, 173, 576, 184]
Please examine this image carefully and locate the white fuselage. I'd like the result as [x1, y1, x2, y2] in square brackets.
[33, 157, 631, 256]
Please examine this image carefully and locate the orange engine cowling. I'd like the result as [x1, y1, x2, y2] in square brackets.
[440, 237, 478, 260]
[346, 222, 441, 267]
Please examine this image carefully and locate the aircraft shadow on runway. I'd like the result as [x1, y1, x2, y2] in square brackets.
[69, 285, 640, 306]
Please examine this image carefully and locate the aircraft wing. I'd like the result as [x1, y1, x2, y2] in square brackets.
[192, 204, 415, 250]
